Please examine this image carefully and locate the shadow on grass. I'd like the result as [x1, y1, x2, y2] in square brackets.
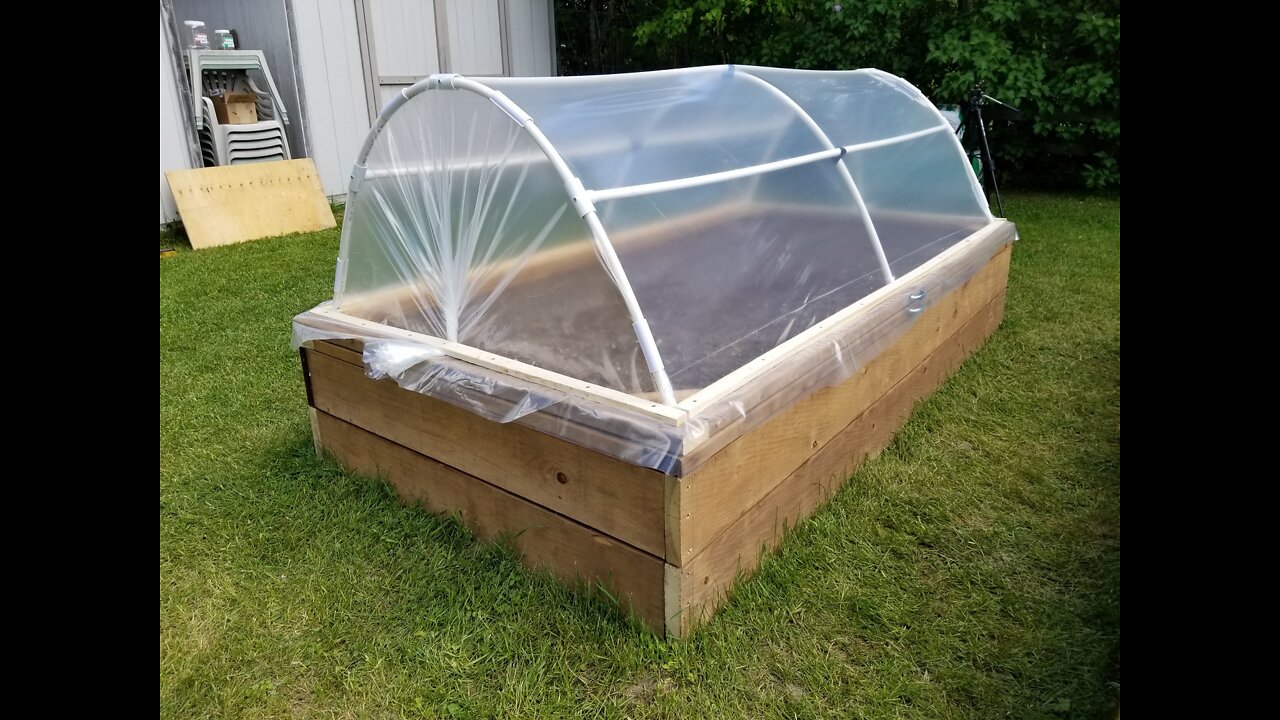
[162, 420, 657, 711]
[276, 427, 647, 631]
[160, 220, 192, 253]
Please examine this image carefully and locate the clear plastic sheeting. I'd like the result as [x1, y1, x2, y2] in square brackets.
[293, 309, 687, 472]
[294, 64, 1010, 473]
[675, 222, 1015, 465]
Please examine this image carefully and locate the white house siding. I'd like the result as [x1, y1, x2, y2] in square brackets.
[368, 0, 443, 107]
[291, 0, 372, 198]
[505, 0, 554, 77]
[444, 0, 503, 75]
[160, 13, 194, 223]
[161, 0, 556, 215]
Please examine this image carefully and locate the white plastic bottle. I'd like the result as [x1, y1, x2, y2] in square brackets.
[184, 21, 209, 49]
[215, 29, 236, 50]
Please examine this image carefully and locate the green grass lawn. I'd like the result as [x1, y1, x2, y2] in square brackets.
[160, 193, 1120, 719]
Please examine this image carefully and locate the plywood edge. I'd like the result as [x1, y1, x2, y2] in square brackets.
[313, 410, 669, 631]
[672, 290, 1007, 635]
[309, 339, 364, 365]
[308, 406, 323, 458]
[301, 348, 322, 458]
[664, 563, 683, 637]
[664, 474, 683, 562]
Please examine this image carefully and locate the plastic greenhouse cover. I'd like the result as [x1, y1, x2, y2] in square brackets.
[293, 65, 1011, 474]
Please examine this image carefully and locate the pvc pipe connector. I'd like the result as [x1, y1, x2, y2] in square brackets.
[428, 73, 458, 90]
[565, 177, 596, 217]
[348, 163, 368, 192]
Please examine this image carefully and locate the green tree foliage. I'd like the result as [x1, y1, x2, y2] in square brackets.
[923, 1, 1120, 189]
[555, 1, 666, 75]
[557, 1, 1120, 190]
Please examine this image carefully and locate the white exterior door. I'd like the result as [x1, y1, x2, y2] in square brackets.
[354, 0, 554, 120]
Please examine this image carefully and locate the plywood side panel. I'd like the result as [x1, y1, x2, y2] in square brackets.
[672, 246, 1011, 565]
[669, 290, 1007, 636]
[313, 410, 667, 628]
[166, 158, 336, 248]
[304, 348, 668, 557]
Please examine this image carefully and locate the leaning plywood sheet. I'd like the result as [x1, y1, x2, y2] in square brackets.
[166, 159, 335, 249]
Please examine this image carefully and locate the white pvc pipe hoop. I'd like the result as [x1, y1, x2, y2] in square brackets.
[731, 70, 896, 285]
[340, 70, 962, 408]
[344, 73, 679, 406]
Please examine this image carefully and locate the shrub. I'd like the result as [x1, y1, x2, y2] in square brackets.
[557, 1, 1120, 190]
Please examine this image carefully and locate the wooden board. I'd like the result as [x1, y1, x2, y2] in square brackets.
[312, 410, 667, 627]
[308, 305, 686, 426]
[307, 340, 683, 472]
[669, 245, 1011, 565]
[166, 158, 335, 249]
[666, 290, 1007, 636]
[303, 346, 670, 557]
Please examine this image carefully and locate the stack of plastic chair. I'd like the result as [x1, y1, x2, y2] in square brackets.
[199, 96, 290, 165]
[187, 49, 292, 167]
[200, 69, 281, 125]
[198, 98, 218, 167]
[219, 118, 289, 164]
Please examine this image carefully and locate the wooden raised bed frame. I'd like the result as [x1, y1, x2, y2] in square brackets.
[301, 220, 1015, 636]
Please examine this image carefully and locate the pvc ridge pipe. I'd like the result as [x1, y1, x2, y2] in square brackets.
[586, 125, 949, 203]
[589, 146, 842, 202]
